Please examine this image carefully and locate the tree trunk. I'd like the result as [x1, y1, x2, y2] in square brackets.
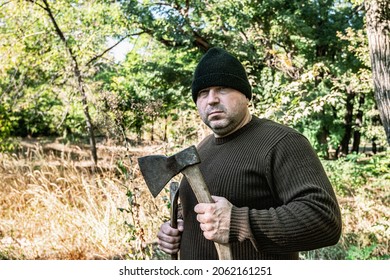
[76, 68, 98, 165]
[339, 90, 355, 156]
[316, 109, 331, 159]
[352, 93, 365, 153]
[163, 114, 168, 142]
[150, 117, 155, 142]
[365, 0, 390, 146]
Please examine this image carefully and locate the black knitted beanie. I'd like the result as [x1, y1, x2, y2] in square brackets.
[191, 47, 252, 103]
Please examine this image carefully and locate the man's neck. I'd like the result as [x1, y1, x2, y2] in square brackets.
[214, 112, 252, 138]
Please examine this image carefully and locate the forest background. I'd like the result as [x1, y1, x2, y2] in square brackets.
[0, 0, 389, 260]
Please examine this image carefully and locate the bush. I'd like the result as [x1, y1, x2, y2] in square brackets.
[301, 151, 390, 260]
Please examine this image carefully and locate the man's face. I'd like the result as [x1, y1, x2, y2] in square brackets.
[196, 86, 250, 137]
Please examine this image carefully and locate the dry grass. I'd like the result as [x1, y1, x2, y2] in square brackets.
[302, 155, 390, 259]
[0, 140, 389, 260]
[0, 141, 172, 260]
[339, 188, 389, 255]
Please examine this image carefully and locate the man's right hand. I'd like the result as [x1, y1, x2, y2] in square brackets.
[157, 219, 184, 255]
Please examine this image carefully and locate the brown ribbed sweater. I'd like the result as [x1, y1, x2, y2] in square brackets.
[178, 116, 342, 260]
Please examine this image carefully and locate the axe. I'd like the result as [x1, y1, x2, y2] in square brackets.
[137, 145, 233, 260]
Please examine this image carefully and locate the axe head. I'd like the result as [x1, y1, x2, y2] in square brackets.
[137, 145, 200, 197]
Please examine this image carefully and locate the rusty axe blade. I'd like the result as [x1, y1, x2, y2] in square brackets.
[137, 145, 200, 197]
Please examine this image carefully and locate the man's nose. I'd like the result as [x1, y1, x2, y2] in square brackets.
[207, 88, 220, 104]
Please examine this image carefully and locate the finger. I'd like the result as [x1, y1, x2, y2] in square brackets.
[197, 213, 210, 224]
[194, 203, 207, 214]
[158, 240, 180, 254]
[157, 236, 181, 248]
[177, 219, 184, 232]
[202, 230, 215, 241]
[200, 222, 213, 232]
[157, 231, 181, 243]
[160, 223, 181, 236]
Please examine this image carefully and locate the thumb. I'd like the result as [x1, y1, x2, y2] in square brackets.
[211, 195, 226, 203]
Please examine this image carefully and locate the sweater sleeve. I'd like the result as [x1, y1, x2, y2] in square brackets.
[229, 133, 342, 253]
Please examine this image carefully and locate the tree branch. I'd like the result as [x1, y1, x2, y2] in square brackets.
[0, 1, 11, 8]
[85, 32, 145, 66]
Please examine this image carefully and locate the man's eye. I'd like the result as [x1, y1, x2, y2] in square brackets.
[218, 87, 229, 94]
[198, 90, 209, 98]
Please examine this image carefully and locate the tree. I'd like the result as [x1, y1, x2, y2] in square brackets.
[121, 0, 381, 155]
[364, 0, 390, 145]
[26, 0, 98, 164]
[2, 0, 387, 155]
[98, 37, 194, 143]
[0, 0, 134, 163]
[0, 0, 66, 144]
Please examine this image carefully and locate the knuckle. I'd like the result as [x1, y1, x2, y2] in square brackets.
[203, 213, 213, 223]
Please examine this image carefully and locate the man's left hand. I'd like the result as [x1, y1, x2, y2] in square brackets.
[194, 195, 232, 243]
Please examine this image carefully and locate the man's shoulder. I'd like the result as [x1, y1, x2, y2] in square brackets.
[249, 116, 310, 153]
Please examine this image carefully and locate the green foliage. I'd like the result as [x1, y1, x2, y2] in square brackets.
[301, 151, 389, 260]
[0, 0, 388, 152]
[95, 37, 196, 141]
[323, 151, 390, 195]
[118, 0, 386, 154]
[346, 244, 382, 260]
[301, 242, 390, 260]
[322, 152, 389, 260]
[0, 103, 18, 152]
[119, 187, 156, 260]
[0, 0, 130, 145]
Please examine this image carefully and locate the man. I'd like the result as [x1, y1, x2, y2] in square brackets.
[157, 47, 342, 260]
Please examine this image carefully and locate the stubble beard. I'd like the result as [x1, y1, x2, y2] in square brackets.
[202, 107, 243, 137]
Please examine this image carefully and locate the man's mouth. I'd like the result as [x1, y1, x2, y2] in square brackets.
[208, 110, 224, 117]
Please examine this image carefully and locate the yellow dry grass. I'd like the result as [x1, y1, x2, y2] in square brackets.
[0, 141, 171, 260]
[0, 140, 388, 260]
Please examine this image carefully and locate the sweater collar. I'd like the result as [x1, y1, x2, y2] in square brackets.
[213, 115, 260, 145]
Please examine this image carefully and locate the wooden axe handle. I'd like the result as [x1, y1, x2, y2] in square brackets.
[169, 182, 179, 260]
[181, 164, 233, 260]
